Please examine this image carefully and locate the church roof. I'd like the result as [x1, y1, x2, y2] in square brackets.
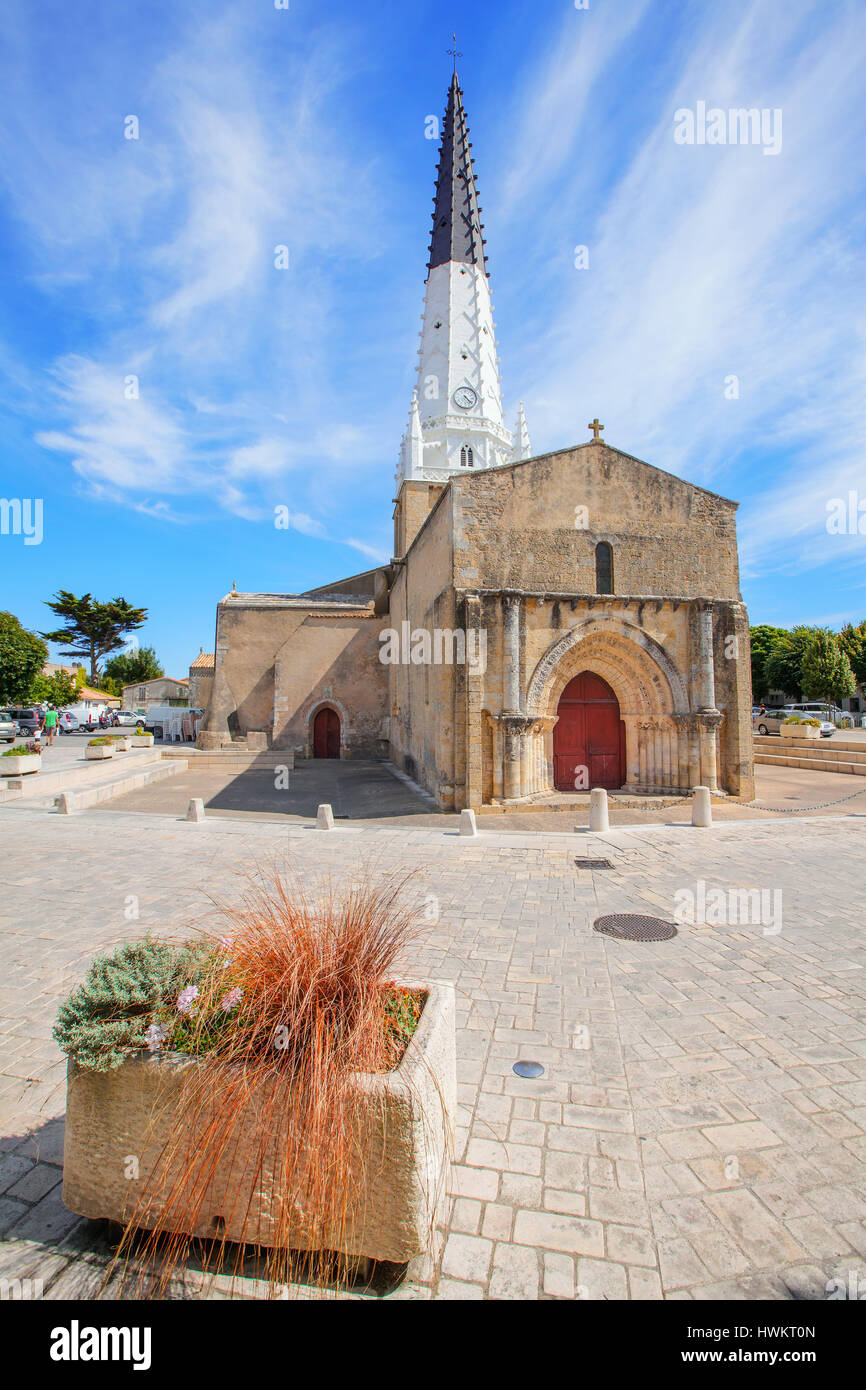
[427, 72, 487, 275]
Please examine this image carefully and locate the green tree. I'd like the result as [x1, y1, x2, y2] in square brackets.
[29, 670, 78, 708]
[838, 621, 866, 690]
[764, 626, 820, 701]
[800, 630, 856, 713]
[0, 611, 48, 706]
[40, 592, 147, 685]
[749, 624, 789, 702]
[102, 645, 164, 687]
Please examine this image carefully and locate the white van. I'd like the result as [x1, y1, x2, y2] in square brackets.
[62, 700, 108, 732]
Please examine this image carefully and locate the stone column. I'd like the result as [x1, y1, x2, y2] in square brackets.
[698, 712, 723, 793]
[500, 714, 534, 800]
[502, 594, 521, 713]
[696, 602, 717, 713]
[694, 602, 721, 791]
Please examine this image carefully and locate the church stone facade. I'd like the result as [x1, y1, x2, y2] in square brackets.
[198, 70, 755, 806]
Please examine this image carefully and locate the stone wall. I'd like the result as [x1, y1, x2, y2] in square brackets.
[390, 440, 754, 808]
[200, 596, 388, 756]
[452, 442, 742, 600]
[388, 490, 458, 804]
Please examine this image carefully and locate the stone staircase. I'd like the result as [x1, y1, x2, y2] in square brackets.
[754, 734, 866, 777]
[0, 748, 189, 810]
[160, 746, 295, 772]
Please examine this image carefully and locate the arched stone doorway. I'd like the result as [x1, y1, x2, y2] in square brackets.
[312, 707, 341, 759]
[553, 671, 625, 790]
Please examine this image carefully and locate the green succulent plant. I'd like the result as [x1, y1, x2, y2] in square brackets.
[53, 937, 211, 1071]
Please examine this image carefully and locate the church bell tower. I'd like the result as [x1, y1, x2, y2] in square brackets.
[396, 67, 530, 488]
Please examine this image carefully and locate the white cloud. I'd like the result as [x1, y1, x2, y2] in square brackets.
[497, 0, 866, 585]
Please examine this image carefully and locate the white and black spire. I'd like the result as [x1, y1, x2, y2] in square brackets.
[397, 67, 529, 486]
[427, 72, 487, 275]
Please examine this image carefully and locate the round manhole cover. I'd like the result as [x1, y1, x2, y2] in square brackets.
[593, 913, 678, 942]
[513, 1060, 545, 1078]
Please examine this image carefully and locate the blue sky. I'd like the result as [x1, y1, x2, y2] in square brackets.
[1, 0, 864, 678]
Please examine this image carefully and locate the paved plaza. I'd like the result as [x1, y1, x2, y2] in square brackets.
[1, 802, 865, 1299]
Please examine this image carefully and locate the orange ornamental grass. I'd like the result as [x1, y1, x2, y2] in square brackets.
[110, 866, 425, 1298]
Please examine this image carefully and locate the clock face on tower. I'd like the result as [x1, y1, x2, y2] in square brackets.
[453, 386, 478, 410]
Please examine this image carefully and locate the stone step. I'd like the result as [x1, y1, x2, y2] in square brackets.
[754, 751, 866, 777]
[754, 735, 866, 759]
[0, 756, 189, 810]
[0, 747, 169, 802]
[159, 748, 294, 771]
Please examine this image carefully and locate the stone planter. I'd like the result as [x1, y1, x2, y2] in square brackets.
[109, 736, 132, 752]
[781, 723, 820, 740]
[85, 745, 114, 761]
[1, 754, 41, 776]
[130, 734, 154, 748]
[62, 980, 455, 1264]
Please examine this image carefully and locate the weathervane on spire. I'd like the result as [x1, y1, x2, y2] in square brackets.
[447, 32, 462, 74]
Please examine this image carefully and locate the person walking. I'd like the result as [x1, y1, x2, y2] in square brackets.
[43, 703, 58, 746]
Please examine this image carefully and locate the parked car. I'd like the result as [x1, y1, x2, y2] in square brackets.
[114, 710, 145, 728]
[0, 710, 19, 743]
[754, 707, 835, 737]
[787, 701, 844, 727]
[57, 711, 80, 733]
[753, 707, 787, 735]
[7, 706, 45, 734]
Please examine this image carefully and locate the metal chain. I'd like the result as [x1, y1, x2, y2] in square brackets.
[751, 785, 866, 814]
[612, 787, 866, 816]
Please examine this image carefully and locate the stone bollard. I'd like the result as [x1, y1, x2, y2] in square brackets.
[55, 793, 75, 815]
[186, 798, 206, 822]
[316, 803, 335, 830]
[459, 808, 477, 837]
[589, 787, 609, 832]
[691, 786, 712, 828]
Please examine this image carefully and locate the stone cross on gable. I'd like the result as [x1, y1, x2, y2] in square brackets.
[588, 418, 604, 442]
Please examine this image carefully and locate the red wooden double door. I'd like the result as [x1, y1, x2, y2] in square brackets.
[313, 707, 340, 759]
[553, 672, 625, 791]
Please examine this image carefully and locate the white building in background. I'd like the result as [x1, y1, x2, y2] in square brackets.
[122, 677, 189, 714]
[397, 72, 530, 485]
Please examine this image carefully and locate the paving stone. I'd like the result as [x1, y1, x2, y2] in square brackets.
[441, 1233, 493, 1284]
[0, 1155, 33, 1195]
[451, 1198, 482, 1235]
[589, 1188, 651, 1228]
[7, 1162, 62, 1204]
[606, 1223, 658, 1268]
[576, 1256, 629, 1300]
[433, 1279, 485, 1300]
[543, 1251, 575, 1299]
[489, 1243, 539, 1300]
[704, 1189, 808, 1267]
[512, 1209, 604, 1256]
[627, 1266, 663, 1299]
[481, 1204, 513, 1241]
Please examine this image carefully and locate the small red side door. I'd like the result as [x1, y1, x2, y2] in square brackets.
[313, 708, 340, 758]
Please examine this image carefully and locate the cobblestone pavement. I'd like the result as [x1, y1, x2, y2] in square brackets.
[1, 805, 865, 1300]
[88, 758, 866, 827]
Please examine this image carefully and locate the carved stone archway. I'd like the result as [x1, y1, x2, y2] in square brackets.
[523, 617, 694, 795]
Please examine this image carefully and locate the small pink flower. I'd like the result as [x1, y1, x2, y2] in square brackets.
[177, 985, 199, 1015]
[145, 1023, 170, 1052]
[220, 987, 242, 1013]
